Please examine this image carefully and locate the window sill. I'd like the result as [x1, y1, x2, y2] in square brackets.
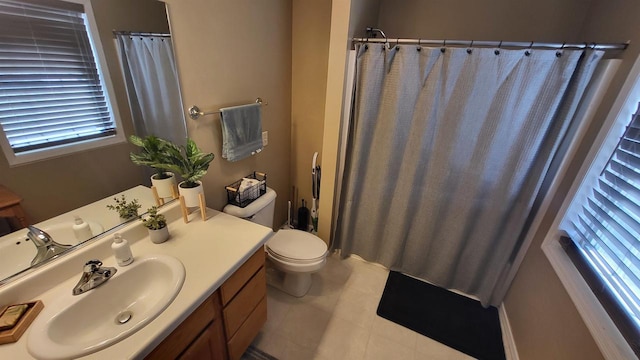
[1, 132, 126, 167]
[542, 235, 635, 359]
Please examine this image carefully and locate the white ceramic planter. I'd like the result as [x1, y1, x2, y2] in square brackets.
[178, 181, 204, 207]
[148, 226, 170, 244]
[151, 172, 176, 199]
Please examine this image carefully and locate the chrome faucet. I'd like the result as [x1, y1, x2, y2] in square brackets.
[27, 225, 73, 266]
[72, 259, 117, 295]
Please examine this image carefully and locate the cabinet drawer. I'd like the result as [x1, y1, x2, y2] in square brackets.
[223, 266, 266, 337]
[146, 292, 219, 360]
[227, 296, 267, 360]
[220, 249, 264, 305]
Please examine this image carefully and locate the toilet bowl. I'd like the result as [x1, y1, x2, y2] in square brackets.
[266, 229, 327, 296]
[223, 188, 328, 297]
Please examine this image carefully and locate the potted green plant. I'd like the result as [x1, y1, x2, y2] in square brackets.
[106, 195, 141, 221]
[129, 135, 177, 199]
[158, 138, 214, 207]
[141, 206, 169, 244]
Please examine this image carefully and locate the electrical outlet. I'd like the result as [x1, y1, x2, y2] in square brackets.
[262, 131, 268, 146]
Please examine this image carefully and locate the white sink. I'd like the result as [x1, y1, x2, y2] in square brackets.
[0, 221, 103, 281]
[27, 254, 185, 360]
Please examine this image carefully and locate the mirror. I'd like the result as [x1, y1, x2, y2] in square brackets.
[0, 0, 186, 284]
[0, 186, 163, 283]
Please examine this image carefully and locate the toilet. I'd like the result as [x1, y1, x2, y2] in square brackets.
[223, 188, 328, 297]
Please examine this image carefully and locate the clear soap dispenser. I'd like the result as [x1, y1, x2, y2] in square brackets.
[112, 233, 133, 266]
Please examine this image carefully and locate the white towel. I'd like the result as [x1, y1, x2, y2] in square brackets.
[220, 103, 263, 162]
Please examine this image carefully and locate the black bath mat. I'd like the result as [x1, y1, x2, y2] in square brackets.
[377, 271, 505, 360]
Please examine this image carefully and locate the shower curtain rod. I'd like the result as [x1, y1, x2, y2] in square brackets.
[352, 37, 628, 51]
[112, 31, 171, 38]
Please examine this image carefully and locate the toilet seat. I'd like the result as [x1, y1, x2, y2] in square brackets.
[266, 229, 327, 264]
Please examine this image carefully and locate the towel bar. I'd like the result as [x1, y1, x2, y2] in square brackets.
[187, 98, 266, 120]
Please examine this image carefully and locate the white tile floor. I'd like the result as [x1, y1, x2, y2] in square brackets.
[251, 254, 476, 360]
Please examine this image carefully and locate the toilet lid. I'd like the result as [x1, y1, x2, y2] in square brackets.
[267, 229, 327, 262]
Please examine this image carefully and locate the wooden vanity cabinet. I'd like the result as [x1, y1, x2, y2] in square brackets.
[147, 249, 267, 360]
[145, 292, 227, 360]
[220, 250, 267, 360]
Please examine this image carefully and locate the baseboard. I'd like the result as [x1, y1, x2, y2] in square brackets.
[499, 303, 520, 360]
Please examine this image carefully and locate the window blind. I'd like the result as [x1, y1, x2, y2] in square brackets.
[0, 0, 115, 154]
[565, 102, 640, 340]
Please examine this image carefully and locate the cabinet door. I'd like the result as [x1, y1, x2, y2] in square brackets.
[179, 320, 226, 360]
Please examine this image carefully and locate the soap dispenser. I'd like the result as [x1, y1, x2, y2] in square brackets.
[72, 216, 93, 241]
[112, 233, 133, 266]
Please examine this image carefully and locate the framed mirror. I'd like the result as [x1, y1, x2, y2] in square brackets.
[0, 0, 187, 284]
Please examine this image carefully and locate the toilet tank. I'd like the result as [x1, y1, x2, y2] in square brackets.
[222, 188, 277, 228]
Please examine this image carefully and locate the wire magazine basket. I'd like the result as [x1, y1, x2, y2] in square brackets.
[225, 172, 267, 208]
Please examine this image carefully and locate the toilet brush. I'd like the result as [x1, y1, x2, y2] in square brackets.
[297, 199, 309, 231]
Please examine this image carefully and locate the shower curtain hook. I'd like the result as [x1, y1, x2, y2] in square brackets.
[467, 40, 473, 54]
[441, 39, 446, 53]
[417, 38, 422, 51]
[525, 41, 533, 56]
[556, 42, 565, 57]
[495, 41, 502, 55]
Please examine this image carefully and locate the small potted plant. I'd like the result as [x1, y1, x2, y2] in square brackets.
[158, 138, 214, 207]
[106, 195, 141, 221]
[141, 206, 169, 244]
[129, 135, 177, 199]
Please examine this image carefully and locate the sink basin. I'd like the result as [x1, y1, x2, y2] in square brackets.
[27, 254, 185, 360]
[0, 221, 103, 281]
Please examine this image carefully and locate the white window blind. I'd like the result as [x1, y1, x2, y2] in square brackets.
[0, 0, 115, 154]
[564, 102, 640, 333]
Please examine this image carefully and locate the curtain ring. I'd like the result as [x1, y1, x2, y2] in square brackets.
[467, 40, 473, 54]
[417, 39, 422, 52]
[525, 41, 533, 56]
[441, 39, 446, 53]
[395, 39, 400, 51]
[495, 41, 502, 55]
[556, 42, 565, 57]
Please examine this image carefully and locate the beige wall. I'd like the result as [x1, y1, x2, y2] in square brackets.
[377, 0, 592, 41]
[164, 0, 292, 229]
[290, 0, 331, 225]
[0, 0, 168, 223]
[504, 1, 640, 359]
[317, 0, 380, 242]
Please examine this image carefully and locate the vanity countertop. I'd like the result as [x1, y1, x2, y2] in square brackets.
[0, 203, 272, 359]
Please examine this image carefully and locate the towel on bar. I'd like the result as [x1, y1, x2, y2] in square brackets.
[220, 103, 263, 162]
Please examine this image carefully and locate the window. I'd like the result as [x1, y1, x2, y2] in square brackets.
[544, 57, 640, 359]
[560, 102, 640, 354]
[0, 0, 123, 165]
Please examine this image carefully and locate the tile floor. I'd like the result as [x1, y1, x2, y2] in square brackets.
[251, 253, 477, 360]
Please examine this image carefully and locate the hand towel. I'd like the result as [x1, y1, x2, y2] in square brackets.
[220, 103, 263, 162]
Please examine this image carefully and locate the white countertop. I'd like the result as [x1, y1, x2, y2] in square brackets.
[0, 201, 272, 359]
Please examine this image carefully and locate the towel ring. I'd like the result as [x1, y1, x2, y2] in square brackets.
[188, 98, 267, 120]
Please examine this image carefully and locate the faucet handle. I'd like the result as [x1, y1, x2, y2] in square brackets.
[84, 259, 103, 273]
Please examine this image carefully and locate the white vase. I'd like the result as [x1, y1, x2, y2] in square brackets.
[151, 172, 176, 199]
[148, 226, 170, 244]
[178, 181, 204, 207]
